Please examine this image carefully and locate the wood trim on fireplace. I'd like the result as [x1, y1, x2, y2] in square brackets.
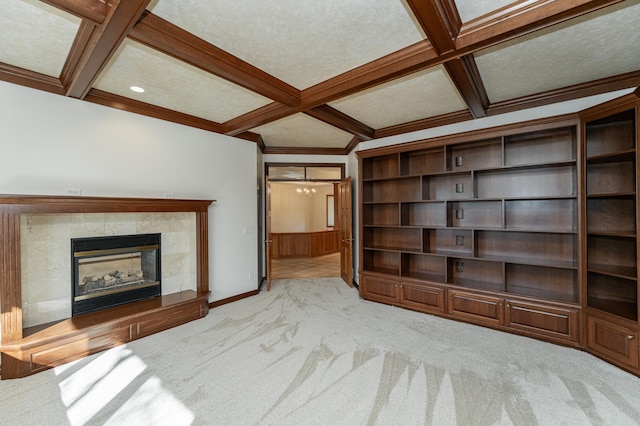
[0, 194, 215, 379]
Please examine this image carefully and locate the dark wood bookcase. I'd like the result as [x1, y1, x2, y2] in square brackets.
[360, 121, 581, 345]
[358, 89, 640, 377]
[582, 101, 640, 373]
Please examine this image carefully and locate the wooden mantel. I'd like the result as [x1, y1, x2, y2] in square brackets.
[0, 194, 215, 379]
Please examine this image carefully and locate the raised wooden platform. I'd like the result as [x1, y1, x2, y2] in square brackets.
[1, 291, 209, 378]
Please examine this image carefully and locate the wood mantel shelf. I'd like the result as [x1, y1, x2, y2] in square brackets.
[0, 194, 215, 379]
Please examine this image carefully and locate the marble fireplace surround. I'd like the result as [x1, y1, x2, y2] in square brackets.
[0, 195, 214, 379]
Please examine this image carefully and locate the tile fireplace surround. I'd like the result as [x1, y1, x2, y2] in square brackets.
[0, 195, 214, 379]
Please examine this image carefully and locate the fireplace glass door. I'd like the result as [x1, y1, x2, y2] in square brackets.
[72, 233, 161, 315]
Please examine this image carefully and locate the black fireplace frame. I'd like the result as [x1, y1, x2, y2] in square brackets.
[71, 233, 162, 316]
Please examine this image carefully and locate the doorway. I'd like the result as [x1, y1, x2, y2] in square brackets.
[270, 181, 340, 279]
[264, 164, 352, 288]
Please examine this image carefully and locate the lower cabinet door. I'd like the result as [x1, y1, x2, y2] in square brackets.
[400, 282, 445, 314]
[447, 289, 504, 326]
[361, 275, 399, 305]
[587, 315, 639, 370]
[505, 300, 579, 343]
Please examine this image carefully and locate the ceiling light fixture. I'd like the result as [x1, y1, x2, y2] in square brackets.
[129, 86, 145, 93]
[296, 184, 316, 197]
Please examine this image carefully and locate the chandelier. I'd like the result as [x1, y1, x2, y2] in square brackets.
[296, 185, 316, 197]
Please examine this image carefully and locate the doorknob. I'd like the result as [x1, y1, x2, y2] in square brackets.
[264, 240, 273, 243]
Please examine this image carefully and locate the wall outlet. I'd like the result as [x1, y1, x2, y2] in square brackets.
[163, 193, 176, 199]
[65, 188, 81, 196]
[249, 271, 255, 280]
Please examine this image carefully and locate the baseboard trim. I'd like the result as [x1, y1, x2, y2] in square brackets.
[209, 289, 260, 308]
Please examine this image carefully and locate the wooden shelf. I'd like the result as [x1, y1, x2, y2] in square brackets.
[362, 153, 399, 180]
[447, 138, 502, 171]
[504, 127, 576, 167]
[588, 265, 637, 281]
[448, 278, 504, 293]
[586, 149, 635, 164]
[401, 271, 446, 282]
[401, 147, 444, 176]
[585, 106, 638, 334]
[587, 298, 638, 322]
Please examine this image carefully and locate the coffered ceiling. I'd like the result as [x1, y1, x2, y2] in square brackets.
[2, 0, 640, 154]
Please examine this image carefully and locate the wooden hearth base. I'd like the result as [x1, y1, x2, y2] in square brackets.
[1, 291, 209, 379]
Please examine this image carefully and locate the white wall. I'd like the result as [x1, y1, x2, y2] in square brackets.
[0, 80, 259, 304]
[270, 182, 334, 232]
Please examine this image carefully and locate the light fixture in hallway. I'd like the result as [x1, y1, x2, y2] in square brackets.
[296, 184, 316, 197]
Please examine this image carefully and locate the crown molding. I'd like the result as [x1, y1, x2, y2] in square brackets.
[0, 63, 65, 95]
[374, 110, 473, 139]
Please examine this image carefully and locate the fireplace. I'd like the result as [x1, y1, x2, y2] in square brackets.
[71, 233, 161, 316]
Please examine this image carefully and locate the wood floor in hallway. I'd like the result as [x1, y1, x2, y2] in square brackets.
[271, 252, 340, 279]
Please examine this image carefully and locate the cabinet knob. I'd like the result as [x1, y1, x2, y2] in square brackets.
[627, 335, 635, 340]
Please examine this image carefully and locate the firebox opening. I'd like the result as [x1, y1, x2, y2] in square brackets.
[71, 233, 161, 316]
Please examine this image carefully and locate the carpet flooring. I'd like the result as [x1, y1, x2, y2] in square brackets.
[2, 277, 640, 425]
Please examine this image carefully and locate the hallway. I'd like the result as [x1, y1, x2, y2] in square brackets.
[271, 252, 340, 279]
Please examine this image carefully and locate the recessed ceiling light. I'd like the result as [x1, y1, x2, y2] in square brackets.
[130, 86, 145, 93]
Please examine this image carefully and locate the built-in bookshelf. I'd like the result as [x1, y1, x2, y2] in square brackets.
[361, 125, 578, 305]
[582, 103, 640, 373]
[358, 90, 640, 378]
[585, 109, 638, 321]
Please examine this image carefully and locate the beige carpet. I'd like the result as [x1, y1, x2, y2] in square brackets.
[2, 277, 640, 425]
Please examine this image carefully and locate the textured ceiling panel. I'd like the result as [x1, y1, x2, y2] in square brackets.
[475, 0, 640, 103]
[252, 114, 354, 148]
[148, 0, 424, 89]
[0, 0, 80, 77]
[454, 0, 516, 23]
[93, 40, 272, 123]
[328, 65, 467, 129]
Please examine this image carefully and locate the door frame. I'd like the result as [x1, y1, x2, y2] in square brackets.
[339, 177, 354, 286]
[264, 162, 348, 288]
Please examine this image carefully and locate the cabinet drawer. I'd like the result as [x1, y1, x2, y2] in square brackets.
[30, 327, 131, 373]
[506, 301, 579, 343]
[400, 282, 445, 314]
[587, 315, 639, 369]
[447, 290, 503, 326]
[362, 275, 399, 304]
